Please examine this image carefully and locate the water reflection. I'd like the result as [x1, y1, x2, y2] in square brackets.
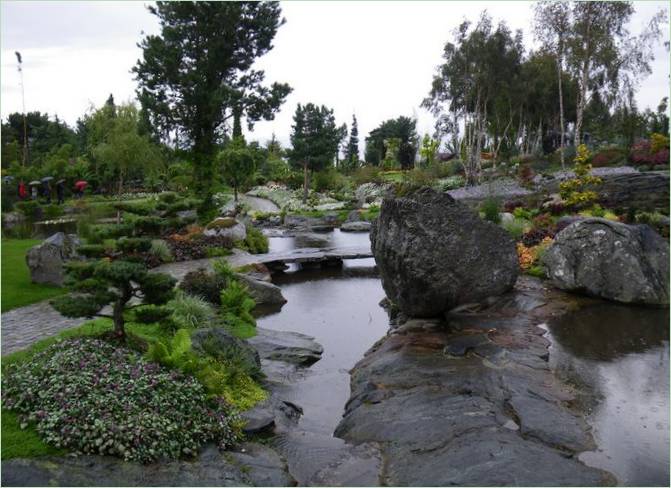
[549, 304, 669, 360]
[548, 304, 670, 486]
[257, 264, 388, 435]
[257, 230, 388, 435]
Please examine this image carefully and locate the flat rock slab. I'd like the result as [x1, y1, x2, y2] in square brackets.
[340, 221, 372, 232]
[248, 327, 324, 366]
[1, 443, 293, 487]
[335, 276, 615, 486]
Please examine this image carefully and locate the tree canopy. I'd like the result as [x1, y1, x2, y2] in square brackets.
[133, 1, 291, 201]
[289, 103, 345, 201]
[365, 116, 418, 169]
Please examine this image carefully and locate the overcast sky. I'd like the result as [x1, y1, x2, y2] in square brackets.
[2, 0, 669, 152]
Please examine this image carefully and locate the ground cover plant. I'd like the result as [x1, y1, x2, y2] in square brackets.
[2, 337, 238, 463]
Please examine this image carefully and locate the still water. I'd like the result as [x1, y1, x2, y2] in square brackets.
[258, 229, 388, 434]
[547, 304, 670, 486]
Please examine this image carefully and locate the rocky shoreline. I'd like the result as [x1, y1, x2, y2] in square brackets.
[334, 276, 616, 486]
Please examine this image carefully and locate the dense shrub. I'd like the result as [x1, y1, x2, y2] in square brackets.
[179, 269, 229, 305]
[1, 338, 238, 463]
[14, 201, 43, 221]
[591, 147, 626, 167]
[480, 197, 501, 224]
[352, 165, 383, 186]
[237, 226, 269, 254]
[167, 235, 234, 261]
[221, 281, 256, 331]
[158, 192, 179, 204]
[629, 138, 669, 168]
[147, 330, 265, 410]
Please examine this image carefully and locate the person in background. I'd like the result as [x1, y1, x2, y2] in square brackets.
[31, 184, 38, 200]
[43, 180, 52, 204]
[56, 179, 65, 205]
[18, 180, 27, 200]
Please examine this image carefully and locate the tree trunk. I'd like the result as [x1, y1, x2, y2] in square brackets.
[118, 171, 124, 196]
[574, 9, 592, 149]
[234, 186, 239, 202]
[113, 299, 125, 338]
[302, 161, 309, 203]
[557, 49, 566, 169]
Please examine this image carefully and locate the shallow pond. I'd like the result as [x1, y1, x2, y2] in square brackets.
[547, 304, 670, 486]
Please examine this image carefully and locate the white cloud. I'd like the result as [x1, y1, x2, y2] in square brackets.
[1, 0, 668, 155]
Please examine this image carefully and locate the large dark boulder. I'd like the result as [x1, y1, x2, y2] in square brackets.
[542, 218, 669, 306]
[26, 232, 81, 286]
[370, 187, 519, 317]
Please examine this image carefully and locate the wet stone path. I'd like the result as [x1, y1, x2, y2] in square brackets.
[1, 301, 90, 355]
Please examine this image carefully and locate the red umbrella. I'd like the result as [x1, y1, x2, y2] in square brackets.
[74, 180, 88, 190]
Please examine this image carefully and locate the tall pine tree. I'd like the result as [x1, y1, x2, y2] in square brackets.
[343, 114, 360, 173]
[133, 1, 291, 205]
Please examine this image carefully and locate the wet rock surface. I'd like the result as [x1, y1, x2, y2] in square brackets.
[248, 327, 324, 366]
[334, 277, 615, 486]
[1, 443, 293, 487]
[340, 221, 372, 232]
[235, 273, 287, 307]
[543, 218, 669, 305]
[371, 187, 519, 317]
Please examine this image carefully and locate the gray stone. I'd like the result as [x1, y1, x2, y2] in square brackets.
[176, 209, 197, 221]
[508, 394, 595, 452]
[371, 187, 519, 317]
[235, 273, 287, 307]
[294, 232, 330, 248]
[191, 328, 261, 369]
[248, 327, 323, 365]
[340, 221, 372, 233]
[345, 210, 363, 222]
[500, 212, 514, 224]
[203, 218, 247, 241]
[543, 218, 669, 305]
[0, 443, 292, 487]
[384, 429, 611, 487]
[240, 400, 276, 434]
[26, 232, 81, 286]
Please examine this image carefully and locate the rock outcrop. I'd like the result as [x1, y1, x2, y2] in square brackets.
[26, 232, 81, 286]
[1, 443, 293, 487]
[334, 277, 615, 486]
[248, 327, 323, 366]
[370, 187, 519, 317]
[340, 221, 372, 232]
[235, 273, 287, 307]
[203, 217, 246, 241]
[542, 218, 669, 305]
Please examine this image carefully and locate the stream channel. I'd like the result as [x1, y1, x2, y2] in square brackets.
[257, 228, 669, 486]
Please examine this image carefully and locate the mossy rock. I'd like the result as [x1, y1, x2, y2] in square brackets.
[206, 217, 238, 230]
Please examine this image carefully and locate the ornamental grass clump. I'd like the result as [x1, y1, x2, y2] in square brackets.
[1, 338, 238, 463]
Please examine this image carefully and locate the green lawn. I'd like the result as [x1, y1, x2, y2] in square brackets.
[1, 239, 68, 312]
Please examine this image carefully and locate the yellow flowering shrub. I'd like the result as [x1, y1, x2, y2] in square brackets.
[559, 144, 602, 208]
